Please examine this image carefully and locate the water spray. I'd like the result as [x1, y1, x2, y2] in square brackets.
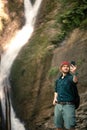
[0, 0, 43, 129]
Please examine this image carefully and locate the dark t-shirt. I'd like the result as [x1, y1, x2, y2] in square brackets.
[55, 73, 77, 102]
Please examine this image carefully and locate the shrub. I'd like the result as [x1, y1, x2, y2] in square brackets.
[48, 66, 58, 78]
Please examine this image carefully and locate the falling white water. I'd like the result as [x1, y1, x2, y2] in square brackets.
[0, 0, 42, 129]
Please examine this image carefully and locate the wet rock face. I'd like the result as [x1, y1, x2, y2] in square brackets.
[30, 0, 35, 4]
[76, 92, 87, 130]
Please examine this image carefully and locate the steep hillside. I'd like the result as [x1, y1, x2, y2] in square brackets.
[0, 0, 23, 49]
[0, 0, 87, 130]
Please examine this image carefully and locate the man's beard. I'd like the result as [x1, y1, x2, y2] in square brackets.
[62, 70, 70, 74]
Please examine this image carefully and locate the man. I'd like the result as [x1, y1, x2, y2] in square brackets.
[53, 61, 78, 130]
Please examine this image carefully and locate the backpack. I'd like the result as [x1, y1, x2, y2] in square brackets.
[72, 84, 80, 109]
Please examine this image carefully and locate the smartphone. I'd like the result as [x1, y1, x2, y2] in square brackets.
[70, 61, 76, 66]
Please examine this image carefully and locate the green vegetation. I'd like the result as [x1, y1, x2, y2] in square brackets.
[52, 0, 87, 46]
[44, 0, 57, 14]
[80, 18, 87, 29]
[48, 66, 58, 78]
[60, 3, 87, 30]
[10, 24, 53, 110]
[77, 58, 86, 66]
[10, 1, 87, 129]
[51, 31, 66, 45]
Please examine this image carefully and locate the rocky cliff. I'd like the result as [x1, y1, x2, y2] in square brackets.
[0, 0, 87, 130]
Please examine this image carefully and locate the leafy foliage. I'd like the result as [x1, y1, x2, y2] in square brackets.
[48, 66, 58, 78]
[51, 31, 66, 45]
[60, 4, 87, 31]
[53, 0, 87, 46]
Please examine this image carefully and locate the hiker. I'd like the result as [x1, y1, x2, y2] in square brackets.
[53, 61, 78, 130]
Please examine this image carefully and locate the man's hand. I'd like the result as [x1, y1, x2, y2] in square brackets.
[70, 64, 77, 74]
[70, 64, 78, 83]
[53, 99, 57, 105]
[53, 92, 58, 105]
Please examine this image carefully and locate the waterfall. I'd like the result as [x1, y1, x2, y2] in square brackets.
[0, 0, 42, 129]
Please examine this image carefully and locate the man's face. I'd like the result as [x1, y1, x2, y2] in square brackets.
[61, 65, 70, 73]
